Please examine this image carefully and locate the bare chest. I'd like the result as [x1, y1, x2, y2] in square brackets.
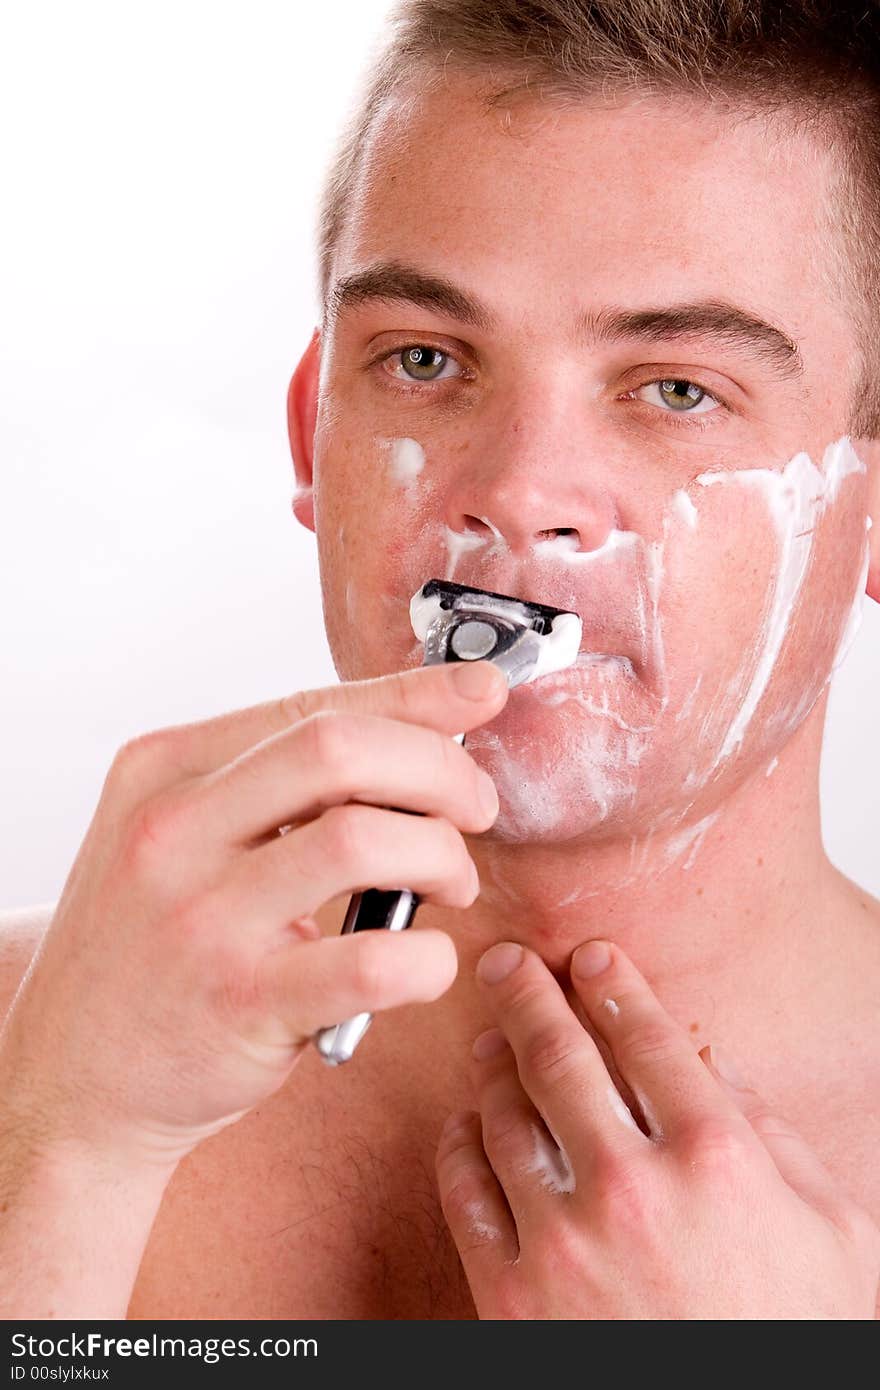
[127, 1074, 880, 1321]
[128, 1086, 477, 1320]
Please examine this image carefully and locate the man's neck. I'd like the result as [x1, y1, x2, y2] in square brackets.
[360, 696, 847, 1112]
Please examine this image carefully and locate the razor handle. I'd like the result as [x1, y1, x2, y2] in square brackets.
[312, 887, 422, 1066]
[313, 731, 465, 1066]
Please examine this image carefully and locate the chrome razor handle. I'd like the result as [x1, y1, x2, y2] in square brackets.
[313, 887, 421, 1065]
[312, 728, 465, 1068]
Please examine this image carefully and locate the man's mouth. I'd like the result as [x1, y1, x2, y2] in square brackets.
[533, 651, 637, 685]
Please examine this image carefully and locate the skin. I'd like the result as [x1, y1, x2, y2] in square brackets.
[283, 72, 880, 1314]
[2, 72, 879, 1322]
[436, 941, 879, 1318]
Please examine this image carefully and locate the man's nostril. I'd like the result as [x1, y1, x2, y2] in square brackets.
[537, 527, 580, 541]
[462, 516, 496, 537]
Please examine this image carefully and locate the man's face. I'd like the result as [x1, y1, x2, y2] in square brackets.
[294, 77, 874, 844]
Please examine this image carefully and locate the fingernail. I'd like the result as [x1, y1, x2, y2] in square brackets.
[571, 940, 612, 978]
[472, 1027, 508, 1061]
[708, 1044, 748, 1088]
[450, 660, 505, 700]
[477, 941, 523, 984]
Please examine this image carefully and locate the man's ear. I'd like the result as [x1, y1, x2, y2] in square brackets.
[287, 327, 321, 533]
[859, 437, 880, 603]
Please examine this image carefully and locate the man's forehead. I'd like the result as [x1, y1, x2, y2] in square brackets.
[330, 76, 848, 382]
[358, 71, 828, 188]
[351, 83, 825, 261]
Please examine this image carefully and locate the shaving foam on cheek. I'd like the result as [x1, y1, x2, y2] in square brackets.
[386, 436, 425, 486]
[696, 437, 867, 767]
[671, 489, 699, 529]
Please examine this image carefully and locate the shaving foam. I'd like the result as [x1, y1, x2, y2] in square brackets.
[388, 436, 425, 485]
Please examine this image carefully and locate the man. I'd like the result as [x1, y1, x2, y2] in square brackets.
[1, 0, 879, 1319]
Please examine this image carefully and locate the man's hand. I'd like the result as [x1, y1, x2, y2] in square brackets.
[435, 940, 880, 1319]
[0, 660, 508, 1176]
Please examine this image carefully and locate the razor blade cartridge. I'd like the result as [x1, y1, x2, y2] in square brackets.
[411, 578, 582, 689]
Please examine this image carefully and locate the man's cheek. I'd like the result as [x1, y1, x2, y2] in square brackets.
[669, 439, 870, 788]
[659, 477, 786, 767]
[791, 474, 872, 672]
[315, 460, 445, 683]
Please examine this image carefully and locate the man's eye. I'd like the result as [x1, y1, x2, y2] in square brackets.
[383, 346, 462, 383]
[632, 379, 721, 414]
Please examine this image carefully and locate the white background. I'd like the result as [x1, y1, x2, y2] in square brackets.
[1, 1, 877, 909]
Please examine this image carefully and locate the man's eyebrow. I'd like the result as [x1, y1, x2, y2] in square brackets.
[580, 301, 804, 381]
[327, 260, 495, 331]
[327, 259, 804, 381]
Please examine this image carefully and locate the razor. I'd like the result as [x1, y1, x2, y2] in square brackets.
[313, 579, 582, 1066]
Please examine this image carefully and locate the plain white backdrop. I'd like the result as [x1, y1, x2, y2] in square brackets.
[1, 1, 877, 910]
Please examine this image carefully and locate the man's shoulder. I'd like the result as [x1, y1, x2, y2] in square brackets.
[0, 902, 54, 1017]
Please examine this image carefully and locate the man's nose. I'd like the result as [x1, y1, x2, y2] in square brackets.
[443, 407, 620, 559]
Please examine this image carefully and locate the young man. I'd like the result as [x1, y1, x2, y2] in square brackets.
[1, 1, 879, 1319]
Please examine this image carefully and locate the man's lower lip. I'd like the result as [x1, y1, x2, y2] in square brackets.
[524, 653, 636, 686]
[572, 652, 634, 672]
[575, 652, 627, 664]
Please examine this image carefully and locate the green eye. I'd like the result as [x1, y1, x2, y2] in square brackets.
[659, 379, 706, 411]
[399, 346, 448, 380]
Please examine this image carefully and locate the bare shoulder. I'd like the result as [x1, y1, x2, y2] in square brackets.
[851, 883, 880, 929]
[0, 902, 55, 1017]
[829, 866, 880, 958]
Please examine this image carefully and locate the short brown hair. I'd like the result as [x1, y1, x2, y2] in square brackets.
[316, 1, 880, 436]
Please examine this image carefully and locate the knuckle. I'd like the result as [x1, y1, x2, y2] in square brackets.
[394, 669, 426, 720]
[277, 688, 312, 726]
[520, 1022, 582, 1086]
[207, 950, 262, 1023]
[484, 1101, 528, 1156]
[676, 1117, 752, 1179]
[439, 1168, 494, 1227]
[745, 1106, 794, 1145]
[306, 711, 361, 780]
[349, 932, 393, 1001]
[591, 1152, 656, 1234]
[109, 730, 175, 790]
[537, 1221, 589, 1280]
[502, 976, 545, 1013]
[318, 804, 374, 875]
[135, 787, 195, 852]
[618, 1017, 677, 1069]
